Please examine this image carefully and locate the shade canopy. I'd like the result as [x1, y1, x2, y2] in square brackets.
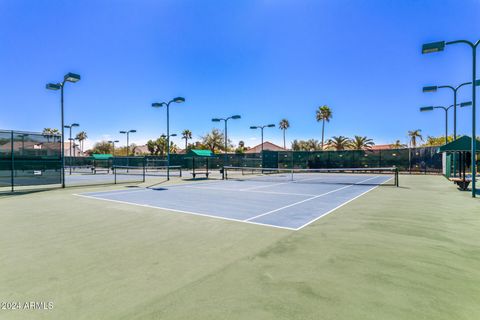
[91, 154, 113, 160]
[187, 149, 215, 157]
[439, 136, 480, 152]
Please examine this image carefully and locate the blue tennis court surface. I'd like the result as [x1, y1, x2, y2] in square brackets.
[77, 173, 393, 230]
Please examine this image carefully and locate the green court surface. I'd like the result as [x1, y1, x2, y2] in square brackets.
[1, 175, 480, 319]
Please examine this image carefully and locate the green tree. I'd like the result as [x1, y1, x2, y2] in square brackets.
[350, 136, 375, 150]
[315, 105, 332, 150]
[327, 136, 351, 150]
[181, 129, 192, 151]
[423, 135, 454, 146]
[147, 140, 157, 155]
[278, 119, 290, 149]
[201, 129, 227, 153]
[91, 141, 112, 154]
[235, 140, 246, 154]
[408, 129, 423, 148]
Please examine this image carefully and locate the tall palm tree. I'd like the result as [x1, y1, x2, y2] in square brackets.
[75, 131, 88, 152]
[51, 128, 60, 142]
[327, 136, 351, 150]
[181, 129, 192, 151]
[42, 128, 53, 142]
[350, 136, 375, 150]
[390, 140, 407, 149]
[408, 130, 423, 148]
[278, 119, 290, 149]
[316, 105, 332, 150]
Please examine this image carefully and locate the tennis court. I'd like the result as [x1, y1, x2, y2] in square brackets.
[77, 167, 396, 230]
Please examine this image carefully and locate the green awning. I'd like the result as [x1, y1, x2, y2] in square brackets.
[91, 154, 113, 160]
[439, 136, 480, 152]
[187, 149, 215, 157]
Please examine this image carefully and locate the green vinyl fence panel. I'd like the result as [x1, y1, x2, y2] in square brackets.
[0, 130, 62, 191]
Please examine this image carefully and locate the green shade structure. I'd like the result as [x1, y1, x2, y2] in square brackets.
[422, 38, 480, 197]
[45, 72, 81, 188]
[211, 115, 242, 165]
[439, 136, 480, 152]
[151, 97, 186, 180]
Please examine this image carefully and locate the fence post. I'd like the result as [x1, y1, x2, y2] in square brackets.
[11, 130, 14, 192]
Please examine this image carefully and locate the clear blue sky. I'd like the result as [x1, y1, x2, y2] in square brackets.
[1, 0, 479, 149]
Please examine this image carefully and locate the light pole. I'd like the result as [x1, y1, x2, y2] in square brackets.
[108, 140, 119, 156]
[119, 129, 136, 156]
[423, 39, 480, 197]
[18, 134, 29, 155]
[152, 97, 185, 180]
[212, 115, 241, 165]
[161, 133, 177, 151]
[422, 83, 477, 139]
[419, 103, 471, 144]
[46, 72, 81, 188]
[64, 123, 79, 175]
[250, 124, 275, 167]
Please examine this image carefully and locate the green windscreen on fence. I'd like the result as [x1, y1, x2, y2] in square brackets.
[0, 130, 62, 191]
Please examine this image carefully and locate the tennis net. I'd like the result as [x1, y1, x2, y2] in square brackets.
[222, 166, 399, 186]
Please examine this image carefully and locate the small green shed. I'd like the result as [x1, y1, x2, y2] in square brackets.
[187, 149, 216, 178]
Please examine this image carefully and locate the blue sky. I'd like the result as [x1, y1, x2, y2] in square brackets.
[1, 0, 479, 149]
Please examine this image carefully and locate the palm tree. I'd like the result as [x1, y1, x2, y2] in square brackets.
[181, 129, 192, 151]
[350, 136, 375, 150]
[278, 119, 290, 149]
[408, 130, 423, 148]
[316, 105, 332, 150]
[75, 131, 87, 152]
[42, 128, 53, 142]
[390, 140, 407, 149]
[51, 128, 60, 142]
[327, 136, 351, 150]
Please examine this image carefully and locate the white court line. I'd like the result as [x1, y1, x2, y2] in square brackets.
[74, 193, 296, 231]
[294, 176, 393, 230]
[244, 175, 382, 222]
[183, 185, 316, 197]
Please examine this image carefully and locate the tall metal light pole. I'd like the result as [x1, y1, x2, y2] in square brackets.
[420, 101, 472, 144]
[64, 123, 79, 175]
[119, 129, 136, 156]
[423, 83, 479, 177]
[108, 140, 119, 156]
[46, 72, 81, 188]
[422, 82, 475, 139]
[250, 124, 275, 167]
[212, 115, 241, 165]
[423, 40, 480, 197]
[152, 97, 185, 180]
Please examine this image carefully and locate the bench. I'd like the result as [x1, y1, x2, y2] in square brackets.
[92, 167, 110, 175]
[449, 177, 472, 191]
[191, 171, 210, 179]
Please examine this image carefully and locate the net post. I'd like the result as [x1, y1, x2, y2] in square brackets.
[143, 161, 146, 183]
[114, 166, 117, 184]
[395, 167, 399, 187]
